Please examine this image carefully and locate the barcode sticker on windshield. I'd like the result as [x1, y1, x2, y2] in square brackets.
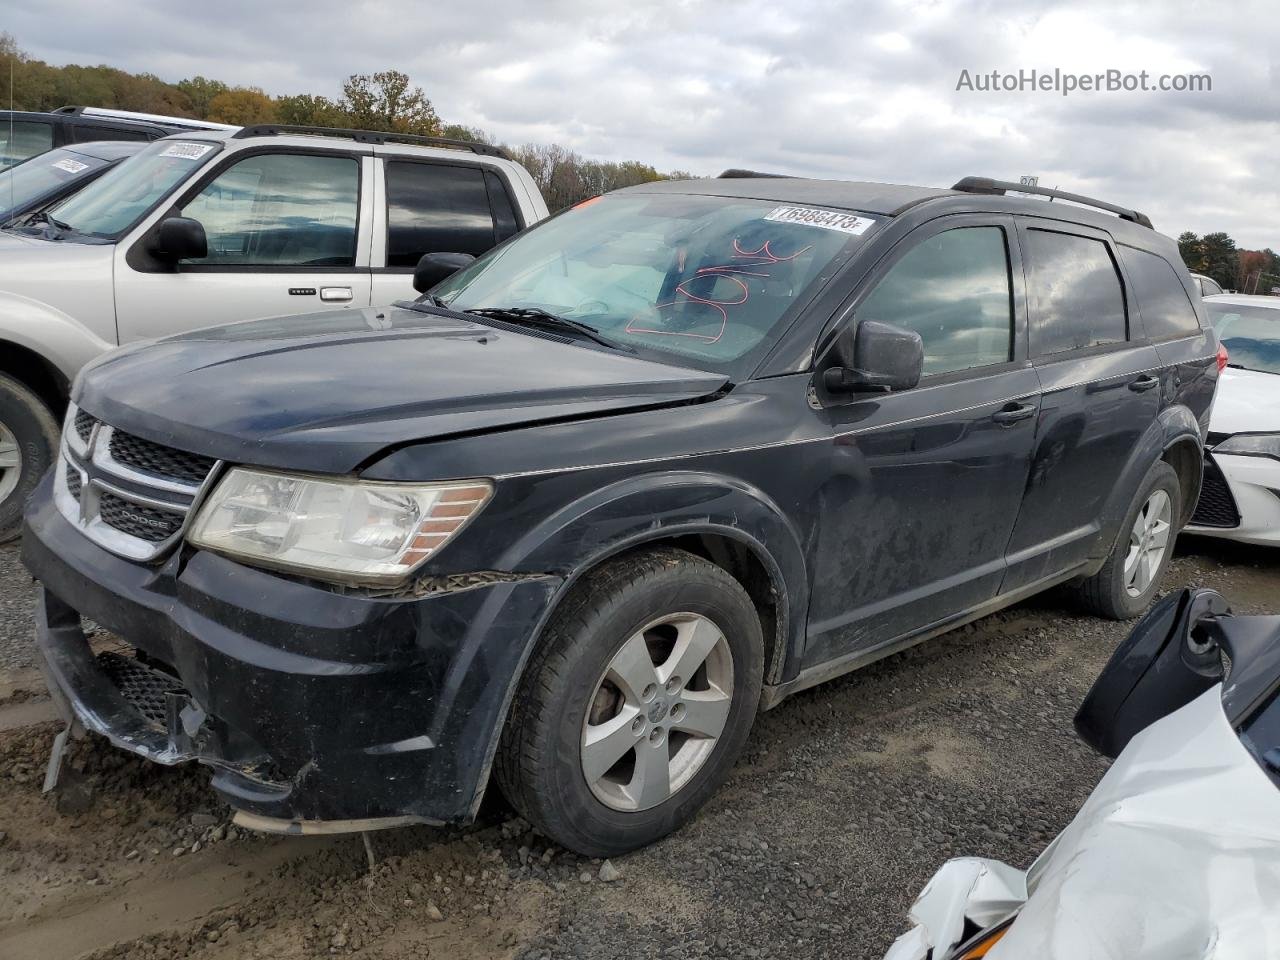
[159, 142, 214, 160]
[763, 206, 876, 235]
[51, 157, 89, 174]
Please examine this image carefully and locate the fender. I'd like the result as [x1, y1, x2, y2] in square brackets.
[496, 469, 809, 676]
[1092, 404, 1204, 566]
[0, 290, 116, 385]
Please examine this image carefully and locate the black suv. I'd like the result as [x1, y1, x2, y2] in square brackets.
[0, 106, 231, 168]
[22, 174, 1219, 856]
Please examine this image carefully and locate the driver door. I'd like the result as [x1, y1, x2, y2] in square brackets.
[114, 150, 374, 343]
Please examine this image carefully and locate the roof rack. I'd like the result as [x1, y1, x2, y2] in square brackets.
[952, 176, 1153, 229]
[232, 124, 510, 159]
[52, 105, 238, 131]
[718, 168, 790, 179]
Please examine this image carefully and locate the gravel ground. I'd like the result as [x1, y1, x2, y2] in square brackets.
[0, 535, 1276, 960]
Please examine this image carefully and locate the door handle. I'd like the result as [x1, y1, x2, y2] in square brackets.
[1129, 374, 1160, 393]
[319, 286, 353, 303]
[992, 402, 1037, 425]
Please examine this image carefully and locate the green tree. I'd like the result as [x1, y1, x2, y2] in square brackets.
[177, 76, 229, 118]
[275, 93, 347, 127]
[341, 70, 439, 135]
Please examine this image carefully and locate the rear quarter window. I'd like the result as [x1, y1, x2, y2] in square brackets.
[1025, 228, 1127, 357]
[1118, 245, 1202, 340]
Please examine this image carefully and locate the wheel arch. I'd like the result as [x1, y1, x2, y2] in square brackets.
[1160, 433, 1203, 527]
[0, 339, 70, 418]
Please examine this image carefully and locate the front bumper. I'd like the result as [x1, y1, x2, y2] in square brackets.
[1185, 452, 1280, 546]
[22, 477, 562, 826]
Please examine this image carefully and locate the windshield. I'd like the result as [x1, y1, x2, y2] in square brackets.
[1205, 301, 1280, 374]
[432, 192, 876, 374]
[41, 139, 221, 239]
[0, 148, 109, 219]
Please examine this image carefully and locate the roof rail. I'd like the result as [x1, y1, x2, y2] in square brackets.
[951, 176, 1153, 229]
[232, 124, 510, 159]
[718, 168, 790, 179]
[52, 105, 238, 131]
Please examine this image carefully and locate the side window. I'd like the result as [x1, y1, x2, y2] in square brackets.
[0, 120, 54, 168]
[1117, 245, 1202, 339]
[484, 169, 519, 243]
[1025, 229, 1126, 357]
[385, 161, 496, 265]
[857, 226, 1013, 376]
[180, 153, 359, 267]
[72, 124, 153, 144]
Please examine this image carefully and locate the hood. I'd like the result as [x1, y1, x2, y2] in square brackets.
[75, 305, 729, 475]
[1211, 367, 1280, 435]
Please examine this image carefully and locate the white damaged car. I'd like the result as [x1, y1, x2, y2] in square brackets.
[884, 587, 1280, 960]
[1185, 295, 1280, 546]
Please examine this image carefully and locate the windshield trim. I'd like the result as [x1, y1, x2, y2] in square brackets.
[39, 138, 225, 244]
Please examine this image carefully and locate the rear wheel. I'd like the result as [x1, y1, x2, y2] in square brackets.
[0, 373, 60, 543]
[495, 547, 763, 857]
[1074, 461, 1181, 619]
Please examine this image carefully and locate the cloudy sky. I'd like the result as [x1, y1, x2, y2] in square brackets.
[7, 0, 1278, 248]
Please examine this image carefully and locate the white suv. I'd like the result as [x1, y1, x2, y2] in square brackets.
[0, 124, 549, 539]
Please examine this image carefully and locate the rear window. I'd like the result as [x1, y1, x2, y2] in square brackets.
[0, 120, 54, 169]
[71, 123, 155, 144]
[1204, 302, 1280, 375]
[1118, 245, 1202, 340]
[385, 161, 500, 265]
[1025, 229, 1127, 357]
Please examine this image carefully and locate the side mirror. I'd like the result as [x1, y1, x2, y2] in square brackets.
[414, 252, 475, 294]
[154, 217, 207, 262]
[823, 320, 924, 394]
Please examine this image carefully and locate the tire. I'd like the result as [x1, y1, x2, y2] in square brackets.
[495, 547, 764, 857]
[1074, 460, 1181, 620]
[0, 373, 60, 544]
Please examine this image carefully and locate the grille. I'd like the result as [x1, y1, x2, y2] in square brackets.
[65, 463, 82, 501]
[108, 430, 215, 486]
[97, 650, 187, 727]
[1191, 456, 1241, 528]
[97, 490, 184, 542]
[73, 409, 97, 444]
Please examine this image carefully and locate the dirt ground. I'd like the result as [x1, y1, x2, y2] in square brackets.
[0, 535, 1276, 960]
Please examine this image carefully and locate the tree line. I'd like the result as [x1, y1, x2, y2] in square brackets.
[2, 32, 1277, 274]
[0, 33, 686, 211]
[1177, 232, 1280, 295]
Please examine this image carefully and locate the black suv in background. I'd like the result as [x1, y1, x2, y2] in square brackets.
[22, 173, 1219, 856]
[0, 106, 234, 168]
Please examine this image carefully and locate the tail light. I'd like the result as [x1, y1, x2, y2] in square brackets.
[1216, 343, 1229, 372]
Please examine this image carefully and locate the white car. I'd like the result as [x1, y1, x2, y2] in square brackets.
[1189, 271, 1226, 297]
[1185, 294, 1280, 545]
[884, 587, 1280, 960]
[0, 124, 548, 540]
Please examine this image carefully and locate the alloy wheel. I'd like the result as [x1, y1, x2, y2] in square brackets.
[0, 420, 21, 505]
[1124, 488, 1172, 597]
[580, 612, 735, 812]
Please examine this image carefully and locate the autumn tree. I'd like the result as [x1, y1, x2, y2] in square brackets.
[207, 87, 278, 125]
[340, 70, 439, 135]
[177, 76, 229, 117]
[276, 93, 346, 127]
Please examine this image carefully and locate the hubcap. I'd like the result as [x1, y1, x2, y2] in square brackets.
[1124, 489, 1172, 597]
[0, 421, 21, 505]
[581, 612, 734, 812]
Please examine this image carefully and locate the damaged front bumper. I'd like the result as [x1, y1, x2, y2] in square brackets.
[22, 480, 563, 829]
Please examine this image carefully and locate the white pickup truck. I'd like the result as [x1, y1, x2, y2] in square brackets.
[0, 124, 549, 538]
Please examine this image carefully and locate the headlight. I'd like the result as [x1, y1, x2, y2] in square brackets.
[1213, 432, 1280, 459]
[188, 468, 492, 584]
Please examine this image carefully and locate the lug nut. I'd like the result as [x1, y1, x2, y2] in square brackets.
[649, 727, 664, 744]
[670, 703, 685, 721]
[641, 683, 657, 701]
[665, 677, 681, 692]
[631, 716, 645, 734]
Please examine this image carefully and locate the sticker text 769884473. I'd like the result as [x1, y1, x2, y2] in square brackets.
[763, 205, 876, 235]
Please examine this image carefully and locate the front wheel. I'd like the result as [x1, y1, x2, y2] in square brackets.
[1074, 460, 1181, 619]
[495, 548, 764, 857]
[0, 373, 60, 543]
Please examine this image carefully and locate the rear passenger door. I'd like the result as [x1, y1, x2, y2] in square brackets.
[370, 157, 522, 304]
[115, 149, 375, 342]
[1001, 220, 1163, 591]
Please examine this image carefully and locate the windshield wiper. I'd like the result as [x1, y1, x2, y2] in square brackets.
[9, 209, 71, 238]
[464, 306, 633, 352]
